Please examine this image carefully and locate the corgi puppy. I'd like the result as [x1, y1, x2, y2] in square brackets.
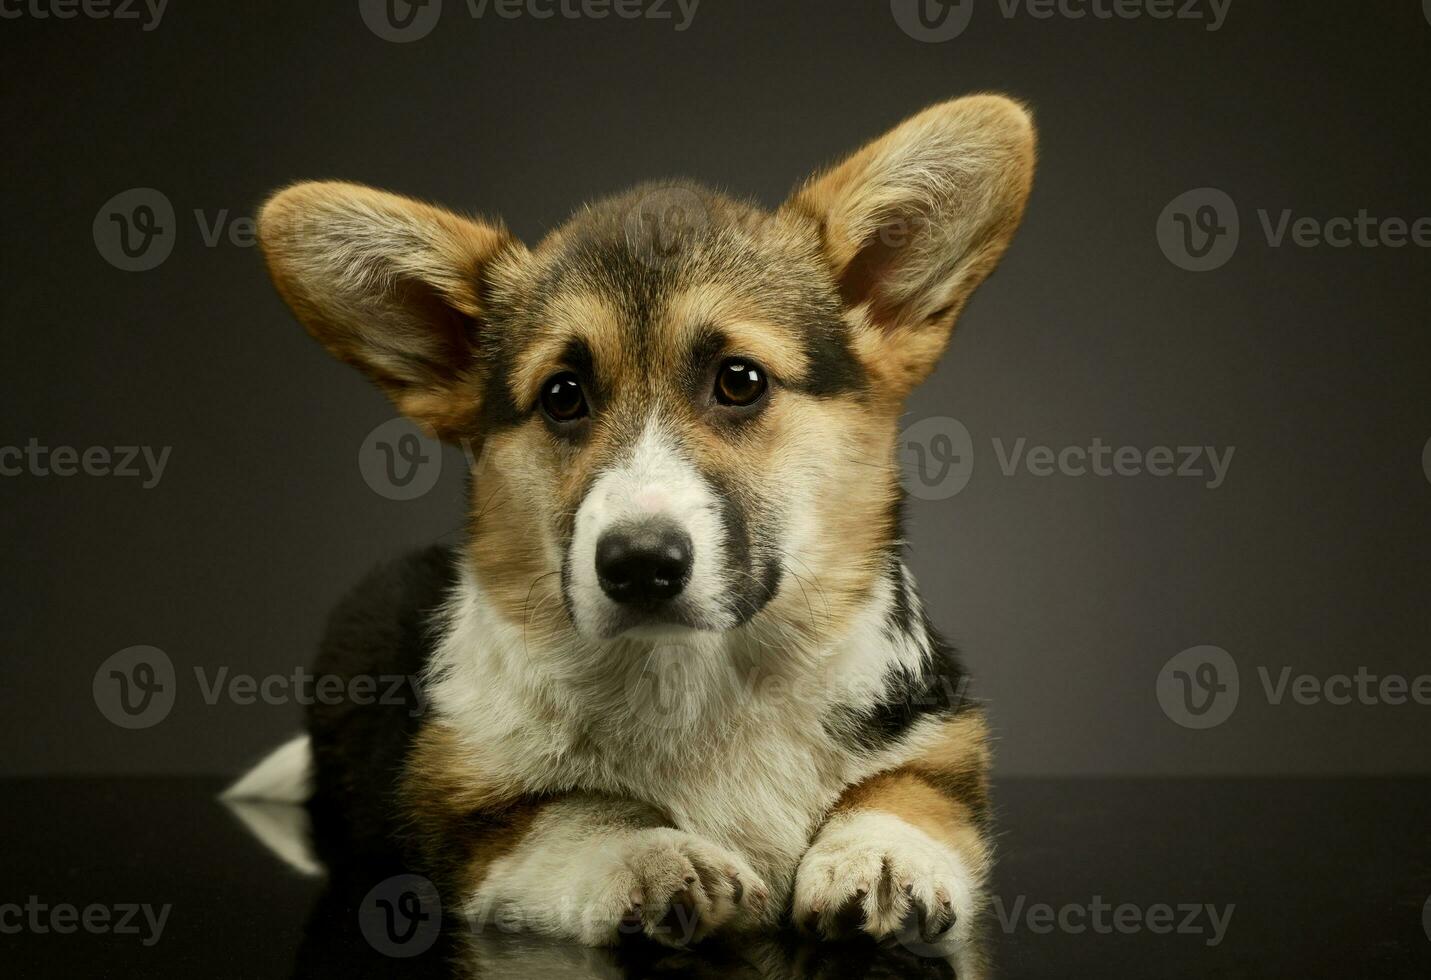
[230, 94, 1035, 953]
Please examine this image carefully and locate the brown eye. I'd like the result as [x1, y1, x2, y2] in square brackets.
[539, 372, 587, 422]
[714, 359, 767, 407]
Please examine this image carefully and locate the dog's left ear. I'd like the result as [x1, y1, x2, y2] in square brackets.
[782, 95, 1036, 395]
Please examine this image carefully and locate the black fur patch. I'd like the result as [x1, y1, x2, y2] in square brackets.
[830, 557, 972, 753]
[557, 336, 599, 398]
[789, 312, 866, 398]
[883, 554, 917, 645]
[838, 632, 971, 754]
[702, 465, 781, 626]
[474, 338, 523, 434]
[683, 323, 728, 388]
[305, 546, 456, 863]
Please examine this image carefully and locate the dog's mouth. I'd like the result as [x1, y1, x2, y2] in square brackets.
[563, 571, 722, 642]
[563, 550, 783, 644]
[612, 613, 709, 642]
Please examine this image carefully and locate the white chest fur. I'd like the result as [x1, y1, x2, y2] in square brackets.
[427, 563, 931, 904]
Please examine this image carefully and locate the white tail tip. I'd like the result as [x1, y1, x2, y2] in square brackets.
[222, 733, 313, 803]
[221, 734, 323, 877]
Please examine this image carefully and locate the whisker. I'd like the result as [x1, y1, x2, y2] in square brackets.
[522, 569, 563, 657]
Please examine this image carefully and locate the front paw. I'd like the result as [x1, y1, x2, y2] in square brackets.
[593, 828, 769, 948]
[792, 811, 981, 948]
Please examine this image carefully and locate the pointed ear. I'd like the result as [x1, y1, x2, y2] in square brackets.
[258, 181, 521, 439]
[781, 95, 1036, 394]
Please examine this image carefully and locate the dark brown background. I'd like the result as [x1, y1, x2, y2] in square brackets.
[2, 0, 1427, 777]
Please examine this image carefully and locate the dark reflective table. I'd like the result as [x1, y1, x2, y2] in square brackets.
[2, 777, 1428, 977]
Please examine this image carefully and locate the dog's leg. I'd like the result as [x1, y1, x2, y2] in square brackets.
[400, 724, 768, 947]
[792, 712, 992, 948]
[467, 796, 770, 947]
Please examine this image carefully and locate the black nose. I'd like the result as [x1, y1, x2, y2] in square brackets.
[596, 522, 693, 608]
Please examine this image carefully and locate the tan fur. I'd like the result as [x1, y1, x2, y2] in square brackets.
[258, 181, 519, 437]
[464, 427, 567, 632]
[784, 94, 1036, 394]
[832, 772, 986, 869]
[662, 285, 814, 381]
[757, 395, 901, 639]
[508, 292, 628, 406]
[818, 706, 995, 927]
[830, 711, 992, 870]
[399, 721, 543, 894]
[907, 711, 993, 810]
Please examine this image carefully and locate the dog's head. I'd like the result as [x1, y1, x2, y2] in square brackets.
[260, 96, 1034, 653]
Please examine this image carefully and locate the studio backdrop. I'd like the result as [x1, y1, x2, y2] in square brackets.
[2, 0, 1427, 780]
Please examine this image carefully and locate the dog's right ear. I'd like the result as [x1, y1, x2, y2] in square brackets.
[259, 181, 522, 439]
